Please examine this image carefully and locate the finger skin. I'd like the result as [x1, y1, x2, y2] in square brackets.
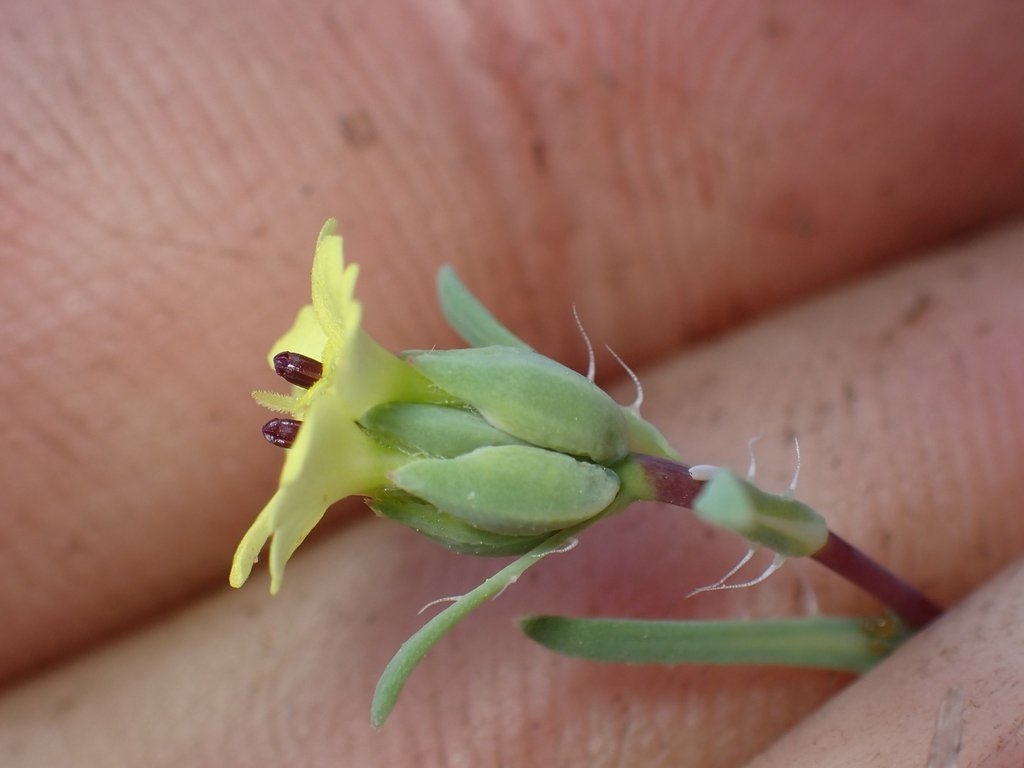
[2, 223, 1022, 766]
[4, 0, 1024, 686]
[745, 559, 1024, 768]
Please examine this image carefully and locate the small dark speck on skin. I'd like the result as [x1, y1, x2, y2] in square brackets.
[338, 110, 380, 150]
[706, 404, 725, 426]
[531, 138, 548, 172]
[901, 292, 934, 326]
[759, 14, 789, 40]
[842, 381, 857, 407]
[761, 192, 819, 239]
[65, 70, 82, 96]
[53, 696, 78, 716]
[598, 70, 620, 90]
[954, 261, 980, 282]
[238, 600, 264, 619]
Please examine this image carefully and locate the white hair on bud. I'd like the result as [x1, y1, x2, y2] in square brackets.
[745, 435, 764, 480]
[491, 574, 520, 601]
[417, 594, 463, 615]
[605, 345, 644, 412]
[687, 550, 787, 597]
[571, 305, 596, 382]
[687, 548, 756, 597]
[533, 537, 579, 558]
[785, 436, 802, 498]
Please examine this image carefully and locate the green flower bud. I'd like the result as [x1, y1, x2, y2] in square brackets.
[692, 470, 828, 557]
[404, 347, 629, 464]
[370, 492, 550, 556]
[389, 444, 621, 535]
[358, 402, 524, 458]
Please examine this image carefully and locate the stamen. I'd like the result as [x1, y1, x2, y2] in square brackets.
[262, 418, 302, 448]
[273, 351, 323, 388]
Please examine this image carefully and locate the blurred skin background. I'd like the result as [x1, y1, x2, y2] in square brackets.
[3, 2, 1024, 765]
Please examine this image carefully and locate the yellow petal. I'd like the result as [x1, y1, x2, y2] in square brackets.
[235, 219, 442, 592]
[266, 304, 328, 371]
[230, 391, 404, 593]
[311, 220, 360, 348]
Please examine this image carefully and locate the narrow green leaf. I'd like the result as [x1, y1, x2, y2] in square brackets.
[520, 615, 909, 673]
[437, 266, 532, 350]
[371, 514, 605, 726]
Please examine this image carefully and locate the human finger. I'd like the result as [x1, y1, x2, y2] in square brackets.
[2, 221, 1022, 766]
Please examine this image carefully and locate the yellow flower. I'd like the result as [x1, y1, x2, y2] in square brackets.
[230, 220, 433, 594]
[231, 220, 681, 596]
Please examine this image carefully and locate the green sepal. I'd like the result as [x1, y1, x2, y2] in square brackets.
[437, 266, 681, 463]
[390, 444, 620, 535]
[405, 346, 630, 464]
[369, 492, 550, 556]
[359, 402, 525, 458]
[520, 614, 910, 673]
[693, 470, 829, 557]
[436, 266, 532, 350]
[623, 409, 682, 460]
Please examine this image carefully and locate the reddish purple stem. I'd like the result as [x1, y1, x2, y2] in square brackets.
[632, 453, 943, 631]
[632, 454, 705, 508]
[812, 532, 942, 629]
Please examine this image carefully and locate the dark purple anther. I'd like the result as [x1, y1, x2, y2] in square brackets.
[273, 351, 323, 389]
[262, 418, 302, 448]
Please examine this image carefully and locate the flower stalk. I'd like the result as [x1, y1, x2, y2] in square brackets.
[631, 453, 942, 630]
[811, 531, 942, 629]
